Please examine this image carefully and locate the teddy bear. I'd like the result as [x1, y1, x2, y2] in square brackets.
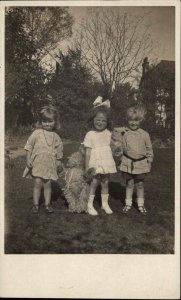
[58, 144, 96, 213]
[110, 127, 125, 166]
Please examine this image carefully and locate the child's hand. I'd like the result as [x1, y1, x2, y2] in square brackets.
[147, 157, 153, 163]
[85, 168, 96, 183]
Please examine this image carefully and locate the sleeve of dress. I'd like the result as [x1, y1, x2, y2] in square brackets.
[83, 131, 92, 148]
[145, 132, 154, 162]
[55, 135, 63, 159]
[24, 130, 37, 152]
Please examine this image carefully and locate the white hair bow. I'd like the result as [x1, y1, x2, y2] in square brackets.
[93, 96, 110, 109]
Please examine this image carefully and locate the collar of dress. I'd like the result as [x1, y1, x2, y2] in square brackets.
[124, 127, 142, 134]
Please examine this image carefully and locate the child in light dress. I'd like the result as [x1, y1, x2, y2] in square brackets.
[119, 105, 153, 214]
[84, 98, 117, 216]
[23, 106, 63, 213]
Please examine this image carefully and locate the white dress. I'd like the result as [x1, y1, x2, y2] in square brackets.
[84, 129, 116, 174]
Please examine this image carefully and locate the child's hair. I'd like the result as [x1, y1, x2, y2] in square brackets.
[126, 105, 146, 122]
[88, 106, 112, 131]
[36, 105, 61, 132]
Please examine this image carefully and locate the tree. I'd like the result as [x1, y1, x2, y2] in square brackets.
[48, 48, 95, 139]
[21, 7, 73, 60]
[5, 8, 47, 127]
[111, 83, 137, 125]
[76, 8, 152, 98]
[5, 7, 74, 128]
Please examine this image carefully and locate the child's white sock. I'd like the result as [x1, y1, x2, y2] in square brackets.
[137, 198, 144, 207]
[101, 194, 113, 214]
[125, 198, 133, 207]
[87, 195, 98, 216]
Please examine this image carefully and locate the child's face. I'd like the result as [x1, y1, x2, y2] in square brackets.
[128, 119, 141, 131]
[94, 113, 107, 131]
[42, 119, 55, 131]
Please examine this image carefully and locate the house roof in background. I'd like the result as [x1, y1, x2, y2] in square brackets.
[156, 60, 175, 72]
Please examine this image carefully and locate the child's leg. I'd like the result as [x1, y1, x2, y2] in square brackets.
[101, 175, 113, 214]
[135, 180, 147, 213]
[43, 180, 54, 213]
[32, 177, 43, 212]
[136, 180, 144, 200]
[87, 177, 99, 216]
[123, 178, 134, 212]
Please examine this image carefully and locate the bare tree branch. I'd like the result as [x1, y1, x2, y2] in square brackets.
[75, 8, 152, 96]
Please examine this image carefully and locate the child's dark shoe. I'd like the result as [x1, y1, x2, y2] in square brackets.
[45, 205, 54, 213]
[31, 205, 39, 214]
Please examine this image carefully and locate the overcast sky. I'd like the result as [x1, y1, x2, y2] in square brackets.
[42, 5, 175, 78]
[68, 6, 175, 62]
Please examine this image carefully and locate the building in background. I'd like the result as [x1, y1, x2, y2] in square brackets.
[139, 58, 175, 131]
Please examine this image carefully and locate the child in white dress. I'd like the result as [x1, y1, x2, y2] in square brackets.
[23, 106, 63, 213]
[84, 99, 117, 216]
[119, 105, 153, 214]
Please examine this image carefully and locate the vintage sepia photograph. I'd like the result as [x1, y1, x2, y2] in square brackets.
[1, 0, 180, 298]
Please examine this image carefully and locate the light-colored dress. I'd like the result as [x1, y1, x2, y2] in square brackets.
[22, 129, 63, 181]
[119, 128, 153, 174]
[84, 129, 117, 174]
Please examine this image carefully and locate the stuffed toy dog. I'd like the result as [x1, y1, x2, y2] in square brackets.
[58, 145, 96, 213]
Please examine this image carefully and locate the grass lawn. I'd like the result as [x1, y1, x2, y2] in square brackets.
[5, 140, 175, 254]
